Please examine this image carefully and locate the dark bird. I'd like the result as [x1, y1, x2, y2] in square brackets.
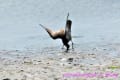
[39, 13, 73, 51]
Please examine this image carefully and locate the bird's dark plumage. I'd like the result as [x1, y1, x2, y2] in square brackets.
[40, 13, 73, 51]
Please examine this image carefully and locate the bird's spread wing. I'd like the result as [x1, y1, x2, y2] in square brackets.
[54, 29, 65, 38]
[39, 24, 65, 39]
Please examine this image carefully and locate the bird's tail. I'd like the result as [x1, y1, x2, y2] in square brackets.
[39, 24, 56, 39]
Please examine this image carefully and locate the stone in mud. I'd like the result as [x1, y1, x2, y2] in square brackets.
[60, 58, 67, 61]
[73, 63, 79, 66]
[67, 58, 73, 62]
[54, 78, 60, 80]
[3, 78, 10, 80]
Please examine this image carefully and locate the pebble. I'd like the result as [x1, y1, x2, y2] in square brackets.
[54, 78, 59, 80]
[3, 78, 10, 80]
[67, 58, 73, 62]
[60, 58, 67, 61]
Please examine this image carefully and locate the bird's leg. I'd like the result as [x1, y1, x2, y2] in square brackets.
[71, 40, 74, 50]
[65, 44, 70, 52]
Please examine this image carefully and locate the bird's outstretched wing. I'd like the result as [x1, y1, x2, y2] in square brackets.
[65, 20, 72, 41]
[39, 24, 65, 39]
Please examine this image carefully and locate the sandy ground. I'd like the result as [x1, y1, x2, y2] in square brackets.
[0, 43, 120, 80]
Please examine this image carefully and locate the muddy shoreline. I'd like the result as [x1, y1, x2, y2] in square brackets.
[0, 43, 120, 80]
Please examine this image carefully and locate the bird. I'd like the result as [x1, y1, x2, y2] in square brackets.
[39, 13, 73, 51]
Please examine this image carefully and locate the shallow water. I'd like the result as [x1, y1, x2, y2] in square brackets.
[0, 0, 120, 58]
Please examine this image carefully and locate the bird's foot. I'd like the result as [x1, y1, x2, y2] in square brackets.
[65, 48, 70, 52]
[72, 47, 74, 51]
[65, 49, 69, 52]
[71, 42, 74, 51]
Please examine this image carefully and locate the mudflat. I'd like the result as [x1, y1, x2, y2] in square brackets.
[0, 43, 120, 80]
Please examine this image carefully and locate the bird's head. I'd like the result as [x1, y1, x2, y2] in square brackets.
[66, 20, 72, 28]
